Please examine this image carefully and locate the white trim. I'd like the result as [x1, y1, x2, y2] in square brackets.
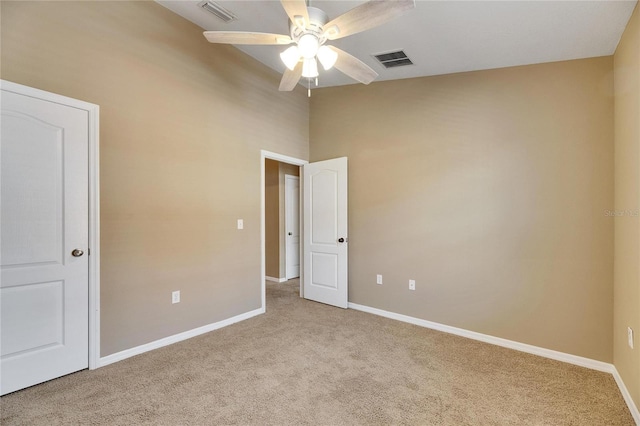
[266, 276, 287, 283]
[98, 307, 264, 367]
[260, 150, 307, 312]
[348, 302, 640, 422]
[1, 80, 101, 370]
[348, 302, 613, 372]
[262, 151, 308, 165]
[613, 367, 640, 425]
[87, 99, 101, 370]
[297, 171, 304, 298]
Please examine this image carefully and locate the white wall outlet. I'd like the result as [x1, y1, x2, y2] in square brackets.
[628, 327, 634, 349]
[376, 274, 383, 285]
[409, 279, 416, 290]
[237, 219, 244, 230]
[172, 290, 180, 304]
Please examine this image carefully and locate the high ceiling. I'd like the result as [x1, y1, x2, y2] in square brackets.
[157, 0, 637, 88]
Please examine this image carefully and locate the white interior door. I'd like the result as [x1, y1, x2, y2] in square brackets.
[285, 175, 300, 279]
[303, 157, 348, 308]
[1, 88, 89, 395]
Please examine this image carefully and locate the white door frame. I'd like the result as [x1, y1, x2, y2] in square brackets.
[260, 150, 307, 310]
[284, 174, 300, 280]
[1, 80, 101, 370]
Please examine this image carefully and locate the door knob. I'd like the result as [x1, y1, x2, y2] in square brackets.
[71, 249, 84, 257]
[338, 238, 345, 243]
[288, 232, 292, 236]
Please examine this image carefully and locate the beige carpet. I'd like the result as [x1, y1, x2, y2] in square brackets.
[1, 279, 634, 425]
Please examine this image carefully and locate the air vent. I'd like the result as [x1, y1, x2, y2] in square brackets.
[199, 1, 237, 23]
[373, 50, 413, 69]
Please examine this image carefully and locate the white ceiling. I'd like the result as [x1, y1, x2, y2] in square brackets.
[157, 0, 637, 88]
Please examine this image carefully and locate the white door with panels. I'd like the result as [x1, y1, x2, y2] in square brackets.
[303, 157, 348, 308]
[285, 175, 300, 279]
[1, 87, 89, 395]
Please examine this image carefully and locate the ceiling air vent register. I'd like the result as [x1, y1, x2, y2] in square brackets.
[374, 50, 413, 69]
[199, 1, 237, 23]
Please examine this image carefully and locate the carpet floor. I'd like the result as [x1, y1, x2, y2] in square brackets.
[1, 279, 634, 425]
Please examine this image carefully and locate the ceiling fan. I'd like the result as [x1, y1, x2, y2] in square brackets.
[203, 0, 415, 93]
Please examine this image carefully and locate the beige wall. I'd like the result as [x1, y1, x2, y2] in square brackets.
[310, 57, 614, 362]
[265, 160, 280, 278]
[614, 4, 640, 409]
[0, 1, 309, 356]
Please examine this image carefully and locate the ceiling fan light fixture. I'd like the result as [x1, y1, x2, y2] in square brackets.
[298, 34, 320, 59]
[280, 46, 301, 70]
[203, 0, 415, 92]
[302, 58, 319, 78]
[317, 45, 338, 70]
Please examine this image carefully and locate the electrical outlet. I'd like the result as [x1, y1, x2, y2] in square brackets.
[409, 279, 415, 290]
[629, 327, 634, 349]
[237, 219, 244, 230]
[376, 274, 383, 285]
[172, 290, 180, 304]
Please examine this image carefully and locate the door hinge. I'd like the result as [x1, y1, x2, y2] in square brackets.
[88, 248, 91, 256]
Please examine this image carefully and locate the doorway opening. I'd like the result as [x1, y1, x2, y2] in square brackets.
[265, 159, 300, 283]
[260, 151, 307, 311]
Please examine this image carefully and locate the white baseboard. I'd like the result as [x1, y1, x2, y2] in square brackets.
[98, 307, 264, 367]
[613, 367, 640, 425]
[265, 276, 287, 283]
[348, 302, 640, 423]
[348, 302, 612, 372]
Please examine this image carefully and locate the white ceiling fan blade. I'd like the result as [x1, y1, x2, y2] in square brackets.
[323, 0, 415, 41]
[279, 62, 303, 91]
[328, 46, 378, 85]
[203, 31, 292, 45]
[280, 0, 310, 29]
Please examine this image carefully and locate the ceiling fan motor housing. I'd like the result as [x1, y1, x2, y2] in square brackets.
[289, 6, 329, 44]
